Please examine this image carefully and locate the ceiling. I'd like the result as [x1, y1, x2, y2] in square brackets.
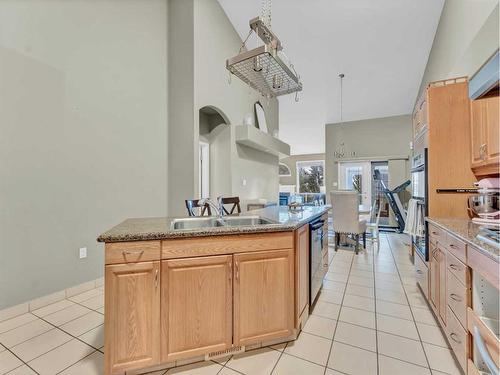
[218, 0, 444, 155]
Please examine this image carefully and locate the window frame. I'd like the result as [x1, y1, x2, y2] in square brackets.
[296, 160, 325, 194]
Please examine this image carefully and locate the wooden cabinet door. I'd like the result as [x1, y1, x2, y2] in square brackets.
[470, 99, 486, 167]
[161, 255, 232, 362]
[429, 248, 439, 311]
[295, 225, 309, 326]
[438, 248, 447, 325]
[485, 96, 499, 162]
[234, 249, 294, 346]
[105, 261, 160, 375]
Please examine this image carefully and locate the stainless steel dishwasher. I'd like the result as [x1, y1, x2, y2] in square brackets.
[310, 216, 326, 306]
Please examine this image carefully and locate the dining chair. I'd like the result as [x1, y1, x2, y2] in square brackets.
[330, 190, 367, 254]
[366, 199, 382, 248]
[185, 199, 212, 217]
[220, 196, 241, 215]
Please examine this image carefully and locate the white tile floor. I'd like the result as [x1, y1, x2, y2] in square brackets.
[0, 233, 464, 375]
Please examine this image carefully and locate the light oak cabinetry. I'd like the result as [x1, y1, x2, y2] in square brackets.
[105, 261, 161, 375]
[103, 228, 306, 374]
[427, 223, 471, 374]
[295, 224, 309, 327]
[424, 79, 477, 219]
[234, 249, 294, 346]
[161, 255, 232, 362]
[470, 95, 500, 175]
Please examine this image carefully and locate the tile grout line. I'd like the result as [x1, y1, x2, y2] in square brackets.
[54, 349, 98, 375]
[385, 234, 433, 372]
[2, 346, 41, 375]
[3, 309, 103, 354]
[323, 244, 356, 375]
[373, 233, 381, 375]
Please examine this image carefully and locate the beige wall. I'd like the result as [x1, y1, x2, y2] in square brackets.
[279, 153, 326, 188]
[0, 0, 168, 309]
[419, 1, 499, 94]
[325, 114, 412, 199]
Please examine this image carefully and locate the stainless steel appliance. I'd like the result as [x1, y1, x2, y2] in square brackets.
[411, 148, 428, 261]
[309, 217, 326, 306]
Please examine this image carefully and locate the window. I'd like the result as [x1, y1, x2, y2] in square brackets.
[279, 163, 291, 177]
[296, 160, 325, 193]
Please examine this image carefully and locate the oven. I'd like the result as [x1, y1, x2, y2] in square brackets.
[309, 216, 326, 306]
[411, 149, 429, 261]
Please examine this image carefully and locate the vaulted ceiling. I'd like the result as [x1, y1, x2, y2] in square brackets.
[218, 0, 445, 154]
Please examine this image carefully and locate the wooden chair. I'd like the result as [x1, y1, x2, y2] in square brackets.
[220, 197, 241, 215]
[185, 199, 212, 217]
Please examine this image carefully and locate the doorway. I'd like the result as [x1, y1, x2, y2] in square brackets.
[338, 161, 372, 211]
[199, 141, 210, 199]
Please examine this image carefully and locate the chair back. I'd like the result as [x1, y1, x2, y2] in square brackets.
[185, 199, 211, 217]
[330, 190, 361, 233]
[221, 196, 241, 215]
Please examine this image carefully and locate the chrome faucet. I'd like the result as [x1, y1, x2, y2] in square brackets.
[198, 197, 224, 219]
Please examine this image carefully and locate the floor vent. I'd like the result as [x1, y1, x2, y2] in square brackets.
[205, 346, 245, 360]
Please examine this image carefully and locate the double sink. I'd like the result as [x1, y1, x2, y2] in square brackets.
[170, 215, 276, 230]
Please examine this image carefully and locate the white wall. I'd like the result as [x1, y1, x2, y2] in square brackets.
[419, 1, 499, 93]
[0, 0, 168, 309]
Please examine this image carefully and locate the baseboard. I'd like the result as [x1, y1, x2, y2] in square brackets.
[0, 277, 104, 322]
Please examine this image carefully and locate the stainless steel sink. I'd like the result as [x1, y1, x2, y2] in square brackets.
[170, 215, 275, 230]
[170, 217, 223, 230]
[220, 215, 275, 226]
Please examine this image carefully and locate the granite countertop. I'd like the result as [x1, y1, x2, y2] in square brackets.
[98, 205, 331, 243]
[426, 217, 499, 263]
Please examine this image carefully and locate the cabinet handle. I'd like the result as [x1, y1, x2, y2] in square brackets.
[449, 264, 459, 271]
[122, 250, 144, 256]
[449, 244, 457, 249]
[473, 326, 500, 375]
[449, 293, 462, 302]
[154, 269, 159, 289]
[228, 261, 232, 281]
[431, 231, 439, 235]
[416, 269, 423, 274]
[235, 261, 239, 281]
[450, 332, 461, 344]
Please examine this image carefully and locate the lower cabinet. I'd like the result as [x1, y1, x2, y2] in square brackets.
[161, 255, 233, 362]
[438, 248, 447, 325]
[105, 261, 161, 375]
[234, 249, 295, 346]
[430, 246, 439, 311]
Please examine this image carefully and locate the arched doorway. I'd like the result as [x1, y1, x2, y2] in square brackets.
[198, 106, 230, 199]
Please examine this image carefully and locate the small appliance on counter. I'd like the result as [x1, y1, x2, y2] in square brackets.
[468, 178, 500, 226]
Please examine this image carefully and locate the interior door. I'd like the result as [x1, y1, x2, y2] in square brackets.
[338, 161, 372, 211]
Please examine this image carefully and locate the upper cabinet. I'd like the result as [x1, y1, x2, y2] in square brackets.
[470, 95, 500, 176]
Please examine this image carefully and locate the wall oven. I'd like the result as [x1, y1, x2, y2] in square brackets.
[310, 216, 326, 306]
[411, 148, 428, 261]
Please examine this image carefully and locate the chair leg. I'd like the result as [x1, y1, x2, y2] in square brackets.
[355, 234, 359, 254]
[334, 233, 338, 252]
[363, 232, 366, 249]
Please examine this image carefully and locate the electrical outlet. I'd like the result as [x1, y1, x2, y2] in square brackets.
[79, 247, 87, 259]
[241, 178, 247, 187]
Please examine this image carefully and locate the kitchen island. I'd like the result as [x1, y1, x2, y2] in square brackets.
[98, 205, 330, 375]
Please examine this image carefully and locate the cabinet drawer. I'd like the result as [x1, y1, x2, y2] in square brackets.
[415, 252, 429, 299]
[446, 235, 466, 263]
[447, 272, 468, 328]
[446, 251, 468, 286]
[446, 306, 467, 373]
[428, 224, 445, 245]
[105, 241, 161, 265]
